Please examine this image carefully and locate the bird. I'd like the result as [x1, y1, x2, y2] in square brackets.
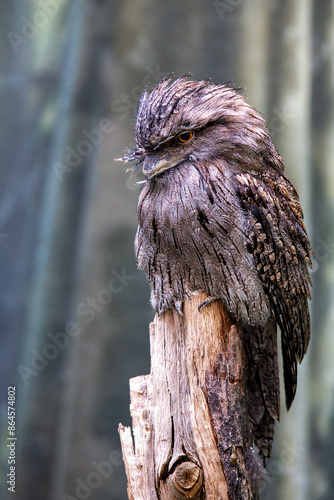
[120, 75, 312, 465]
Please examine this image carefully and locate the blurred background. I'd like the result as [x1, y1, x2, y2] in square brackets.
[0, 1, 333, 499]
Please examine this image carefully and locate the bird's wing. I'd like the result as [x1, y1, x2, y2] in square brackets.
[235, 171, 312, 409]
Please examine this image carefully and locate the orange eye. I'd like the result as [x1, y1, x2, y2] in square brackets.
[177, 131, 194, 143]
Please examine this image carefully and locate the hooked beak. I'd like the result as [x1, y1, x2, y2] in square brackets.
[142, 154, 184, 179]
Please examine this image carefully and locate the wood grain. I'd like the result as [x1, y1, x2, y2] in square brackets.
[119, 292, 259, 499]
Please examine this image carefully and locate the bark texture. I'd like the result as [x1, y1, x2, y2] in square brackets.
[119, 292, 261, 499]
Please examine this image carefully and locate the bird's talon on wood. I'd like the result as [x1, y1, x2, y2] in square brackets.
[198, 297, 216, 311]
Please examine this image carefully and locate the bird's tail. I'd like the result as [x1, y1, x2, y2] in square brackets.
[244, 316, 280, 464]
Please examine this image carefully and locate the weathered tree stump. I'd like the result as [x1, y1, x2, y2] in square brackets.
[119, 292, 258, 499]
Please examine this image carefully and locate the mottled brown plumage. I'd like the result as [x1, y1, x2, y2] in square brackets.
[121, 76, 312, 464]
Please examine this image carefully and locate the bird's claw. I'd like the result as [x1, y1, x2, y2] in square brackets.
[198, 296, 217, 311]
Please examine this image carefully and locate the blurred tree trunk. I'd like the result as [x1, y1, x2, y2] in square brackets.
[236, 0, 271, 113]
[273, 3, 313, 500]
[0, 0, 35, 421]
[311, 2, 334, 499]
[15, 1, 107, 499]
[0, 3, 50, 499]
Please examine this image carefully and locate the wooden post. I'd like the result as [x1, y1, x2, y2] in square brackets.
[119, 292, 258, 500]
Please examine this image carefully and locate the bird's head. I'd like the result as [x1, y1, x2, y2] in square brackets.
[120, 75, 282, 179]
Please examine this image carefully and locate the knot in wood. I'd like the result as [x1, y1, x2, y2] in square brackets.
[172, 461, 203, 498]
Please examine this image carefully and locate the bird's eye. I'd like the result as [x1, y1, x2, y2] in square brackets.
[177, 131, 194, 144]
